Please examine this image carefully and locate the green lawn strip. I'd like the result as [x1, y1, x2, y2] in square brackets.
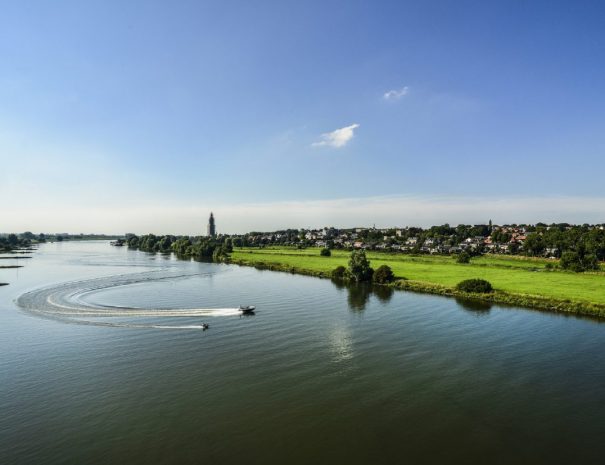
[230, 248, 605, 316]
[239, 248, 558, 270]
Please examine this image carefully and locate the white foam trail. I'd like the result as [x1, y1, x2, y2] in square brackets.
[16, 269, 251, 329]
[46, 294, 240, 316]
[150, 325, 208, 330]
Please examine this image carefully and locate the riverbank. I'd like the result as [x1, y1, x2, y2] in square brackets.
[230, 247, 605, 318]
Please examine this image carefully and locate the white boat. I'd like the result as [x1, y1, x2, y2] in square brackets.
[239, 305, 256, 314]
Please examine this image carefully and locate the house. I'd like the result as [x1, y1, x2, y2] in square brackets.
[545, 247, 559, 257]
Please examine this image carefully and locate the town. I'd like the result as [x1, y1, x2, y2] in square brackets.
[227, 222, 605, 260]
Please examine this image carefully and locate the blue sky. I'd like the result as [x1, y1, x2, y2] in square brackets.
[2, 0, 605, 233]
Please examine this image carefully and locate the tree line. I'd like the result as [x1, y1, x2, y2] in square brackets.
[126, 234, 233, 262]
[0, 233, 34, 252]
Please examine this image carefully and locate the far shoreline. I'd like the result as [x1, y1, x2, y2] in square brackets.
[229, 250, 605, 319]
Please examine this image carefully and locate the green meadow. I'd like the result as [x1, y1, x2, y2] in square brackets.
[230, 247, 605, 311]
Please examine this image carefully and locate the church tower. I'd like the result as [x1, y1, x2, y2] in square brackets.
[207, 212, 216, 237]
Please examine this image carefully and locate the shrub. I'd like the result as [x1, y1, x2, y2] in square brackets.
[456, 279, 493, 293]
[455, 252, 471, 264]
[331, 266, 346, 279]
[373, 265, 395, 284]
[320, 248, 331, 257]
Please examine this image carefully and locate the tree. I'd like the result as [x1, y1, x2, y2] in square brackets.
[560, 251, 599, 272]
[523, 234, 545, 256]
[346, 250, 374, 282]
[171, 237, 191, 256]
[373, 265, 394, 284]
[157, 235, 173, 252]
[127, 236, 139, 248]
[456, 251, 471, 264]
[320, 248, 331, 257]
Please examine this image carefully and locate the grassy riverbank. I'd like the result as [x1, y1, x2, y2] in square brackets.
[230, 247, 605, 317]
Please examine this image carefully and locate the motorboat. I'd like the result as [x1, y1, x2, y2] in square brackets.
[239, 305, 256, 314]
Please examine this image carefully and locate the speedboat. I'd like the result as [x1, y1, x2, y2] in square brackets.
[201, 323, 209, 330]
[239, 305, 256, 314]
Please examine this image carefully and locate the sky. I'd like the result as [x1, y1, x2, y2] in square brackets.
[2, 0, 605, 234]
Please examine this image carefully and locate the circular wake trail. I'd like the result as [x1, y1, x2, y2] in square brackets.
[16, 270, 243, 329]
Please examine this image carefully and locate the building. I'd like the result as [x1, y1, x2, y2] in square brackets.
[207, 212, 216, 237]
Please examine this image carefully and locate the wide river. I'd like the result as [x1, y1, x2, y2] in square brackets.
[1, 241, 605, 464]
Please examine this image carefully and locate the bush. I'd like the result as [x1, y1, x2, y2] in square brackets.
[331, 266, 346, 279]
[373, 265, 395, 284]
[455, 252, 471, 264]
[320, 248, 331, 257]
[456, 279, 493, 293]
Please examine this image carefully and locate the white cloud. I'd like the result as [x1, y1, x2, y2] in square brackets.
[312, 123, 360, 148]
[383, 86, 409, 100]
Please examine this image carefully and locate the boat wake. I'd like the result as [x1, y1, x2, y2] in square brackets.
[16, 270, 242, 329]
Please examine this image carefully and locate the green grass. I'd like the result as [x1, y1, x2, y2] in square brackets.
[231, 247, 605, 312]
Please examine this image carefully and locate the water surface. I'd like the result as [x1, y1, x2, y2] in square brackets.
[1, 241, 604, 464]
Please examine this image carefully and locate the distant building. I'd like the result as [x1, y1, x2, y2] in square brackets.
[207, 212, 216, 237]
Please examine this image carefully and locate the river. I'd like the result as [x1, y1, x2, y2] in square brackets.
[1, 241, 604, 464]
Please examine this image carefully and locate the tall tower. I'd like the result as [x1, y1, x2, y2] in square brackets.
[207, 212, 216, 237]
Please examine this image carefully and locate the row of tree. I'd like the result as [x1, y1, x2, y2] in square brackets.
[126, 234, 233, 262]
[523, 226, 605, 261]
[0, 234, 34, 252]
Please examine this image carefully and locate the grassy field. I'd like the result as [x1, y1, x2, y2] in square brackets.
[230, 247, 605, 313]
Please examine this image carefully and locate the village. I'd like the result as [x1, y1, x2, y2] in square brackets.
[234, 223, 605, 259]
